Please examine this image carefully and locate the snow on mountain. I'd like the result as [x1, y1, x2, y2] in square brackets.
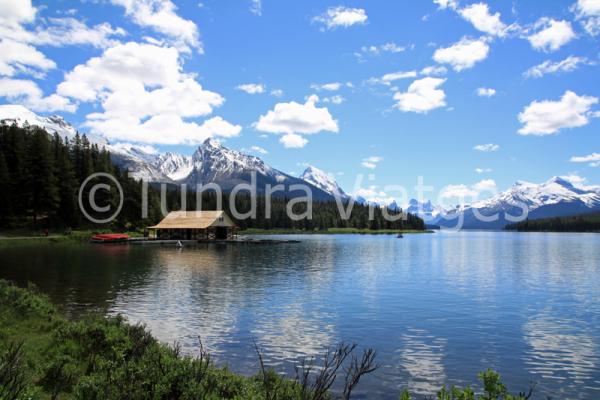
[157, 153, 193, 181]
[300, 166, 347, 198]
[0, 104, 106, 145]
[405, 199, 446, 222]
[438, 176, 600, 229]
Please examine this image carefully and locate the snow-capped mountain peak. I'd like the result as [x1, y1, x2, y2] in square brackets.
[0, 104, 107, 145]
[300, 166, 347, 198]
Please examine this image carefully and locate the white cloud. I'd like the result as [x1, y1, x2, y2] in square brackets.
[313, 6, 367, 30]
[110, 0, 201, 53]
[420, 65, 448, 76]
[0, 39, 56, 77]
[440, 179, 497, 199]
[250, 145, 268, 154]
[518, 91, 598, 135]
[573, 0, 600, 36]
[472, 179, 497, 193]
[30, 18, 126, 49]
[433, 37, 490, 71]
[358, 42, 405, 59]
[570, 152, 600, 167]
[322, 95, 345, 105]
[393, 77, 446, 113]
[254, 95, 339, 148]
[270, 89, 283, 97]
[433, 0, 458, 10]
[475, 168, 493, 174]
[0, 78, 75, 112]
[280, 133, 308, 148]
[0, 0, 36, 31]
[250, 0, 262, 16]
[474, 143, 499, 152]
[361, 156, 383, 169]
[56, 41, 238, 145]
[526, 18, 576, 52]
[476, 87, 496, 97]
[310, 82, 342, 91]
[523, 56, 588, 79]
[459, 2, 507, 37]
[236, 83, 266, 94]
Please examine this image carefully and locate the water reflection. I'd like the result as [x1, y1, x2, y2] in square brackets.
[397, 328, 447, 395]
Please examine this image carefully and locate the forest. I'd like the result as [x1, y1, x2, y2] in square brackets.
[505, 212, 600, 232]
[0, 123, 425, 232]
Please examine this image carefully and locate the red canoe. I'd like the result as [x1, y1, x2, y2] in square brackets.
[90, 233, 130, 243]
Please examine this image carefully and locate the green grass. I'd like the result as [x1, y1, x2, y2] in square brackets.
[241, 227, 433, 235]
[0, 229, 144, 247]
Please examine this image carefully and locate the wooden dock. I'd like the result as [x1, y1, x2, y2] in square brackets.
[128, 238, 300, 246]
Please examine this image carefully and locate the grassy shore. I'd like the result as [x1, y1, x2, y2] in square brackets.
[0, 229, 144, 246]
[240, 227, 434, 235]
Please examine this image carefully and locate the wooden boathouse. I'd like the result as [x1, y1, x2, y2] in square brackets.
[147, 211, 238, 240]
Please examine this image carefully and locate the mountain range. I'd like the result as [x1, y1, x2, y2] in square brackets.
[2, 104, 599, 229]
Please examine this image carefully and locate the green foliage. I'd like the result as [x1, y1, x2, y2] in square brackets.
[505, 212, 600, 232]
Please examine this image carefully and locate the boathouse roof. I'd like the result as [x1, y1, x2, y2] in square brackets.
[148, 211, 236, 230]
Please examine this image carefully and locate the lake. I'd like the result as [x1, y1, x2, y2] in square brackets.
[1, 231, 599, 398]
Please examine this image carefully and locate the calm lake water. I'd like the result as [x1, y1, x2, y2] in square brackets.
[1, 231, 600, 398]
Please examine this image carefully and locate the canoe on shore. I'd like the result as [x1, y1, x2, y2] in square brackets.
[90, 233, 130, 243]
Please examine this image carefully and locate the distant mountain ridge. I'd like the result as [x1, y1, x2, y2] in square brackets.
[3, 105, 599, 225]
[436, 177, 600, 229]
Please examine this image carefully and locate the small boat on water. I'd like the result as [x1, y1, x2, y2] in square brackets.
[397, 233, 403, 238]
[90, 233, 130, 243]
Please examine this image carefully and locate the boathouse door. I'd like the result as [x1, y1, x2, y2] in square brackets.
[215, 227, 228, 240]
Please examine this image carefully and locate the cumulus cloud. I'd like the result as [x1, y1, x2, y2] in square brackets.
[280, 133, 308, 148]
[475, 168, 493, 174]
[570, 152, 600, 167]
[476, 87, 496, 97]
[523, 56, 588, 79]
[361, 156, 383, 169]
[236, 83, 265, 94]
[313, 6, 367, 30]
[440, 179, 497, 199]
[474, 143, 499, 152]
[420, 65, 448, 76]
[518, 91, 598, 135]
[393, 77, 446, 113]
[526, 18, 576, 52]
[433, 37, 490, 71]
[459, 2, 507, 37]
[270, 89, 283, 97]
[55, 41, 239, 144]
[0, 78, 75, 112]
[0, 39, 56, 77]
[110, 0, 201, 52]
[572, 0, 600, 36]
[253, 95, 339, 148]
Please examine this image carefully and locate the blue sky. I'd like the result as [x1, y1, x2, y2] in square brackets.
[1, 0, 599, 204]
